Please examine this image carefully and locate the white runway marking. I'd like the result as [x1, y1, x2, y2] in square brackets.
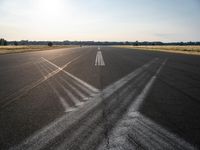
[38, 61, 78, 112]
[102, 58, 158, 97]
[56, 80, 84, 107]
[132, 59, 167, 110]
[10, 59, 158, 150]
[13, 58, 190, 150]
[1, 56, 81, 109]
[39, 59, 97, 111]
[59, 77, 90, 101]
[42, 57, 99, 93]
[98, 59, 196, 150]
[99, 112, 196, 150]
[95, 51, 105, 66]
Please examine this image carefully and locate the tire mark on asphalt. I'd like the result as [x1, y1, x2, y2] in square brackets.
[9, 58, 158, 150]
[47, 64, 151, 150]
[0, 55, 82, 111]
[42, 57, 99, 93]
[43, 59, 158, 150]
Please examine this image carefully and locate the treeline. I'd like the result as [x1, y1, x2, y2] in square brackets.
[0, 39, 8, 46]
[1, 39, 200, 46]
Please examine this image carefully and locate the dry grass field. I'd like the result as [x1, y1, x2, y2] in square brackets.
[0, 45, 78, 55]
[115, 45, 200, 55]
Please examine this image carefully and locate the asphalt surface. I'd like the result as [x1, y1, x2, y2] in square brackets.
[0, 46, 200, 150]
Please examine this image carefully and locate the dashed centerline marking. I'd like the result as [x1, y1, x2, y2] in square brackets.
[95, 51, 105, 66]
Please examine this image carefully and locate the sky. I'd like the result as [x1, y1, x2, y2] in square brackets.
[0, 0, 200, 42]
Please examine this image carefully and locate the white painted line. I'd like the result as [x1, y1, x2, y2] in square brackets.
[59, 77, 90, 101]
[100, 111, 196, 150]
[56, 80, 84, 107]
[58, 94, 75, 112]
[131, 59, 167, 110]
[155, 59, 167, 76]
[99, 59, 196, 150]
[55, 108, 103, 150]
[97, 58, 167, 149]
[41, 61, 87, 108]
[9, 95, 103, 150]
[99, 51, 105, 66]
[102, 58, 158, 97]
[10, 58, 158, 150]
[62, 70, 99, 93]
[39, 62, 76, 112]
[42, 57, 98, 98]
[95, 51, 105, 66]
[1, 55, 82, 109]
[70, 79, 97, 97]
[42, 57, 99, 93]
[41, 56, 79, 72]
[95, 52, 99, 66]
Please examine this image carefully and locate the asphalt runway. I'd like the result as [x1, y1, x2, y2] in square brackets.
[0, 46, 200, 150]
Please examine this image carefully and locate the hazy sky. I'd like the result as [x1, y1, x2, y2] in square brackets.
[0, 0, 200, 42]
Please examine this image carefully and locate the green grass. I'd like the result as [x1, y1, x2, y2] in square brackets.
[114, 45, 200, 55]
[0, 45, 78, 55]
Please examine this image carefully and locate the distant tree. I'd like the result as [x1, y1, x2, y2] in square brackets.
[0, 38, 8, 46]
[0, 39, 3, 45]
[5, 40, 7, 45]
[125, 41, 130, 45]
[135, 41, 139, 46]
[14, 41, 18, 46]
[20, 40, 29, 45]
[48, 42, 53, 47]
